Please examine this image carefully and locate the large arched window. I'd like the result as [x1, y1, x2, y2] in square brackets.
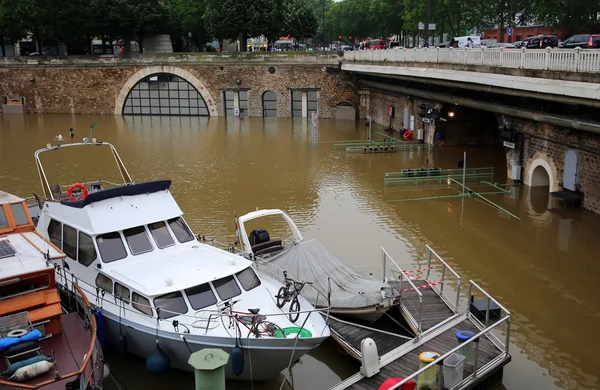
[262, 91, 277, 117]
[123, 73, 209, 116]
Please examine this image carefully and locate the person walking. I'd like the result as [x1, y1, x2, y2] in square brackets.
[466, 37, 473, 48]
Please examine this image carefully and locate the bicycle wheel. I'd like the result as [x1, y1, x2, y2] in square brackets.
[276, 286, 287, 308]
[288, 297, 300, 322]
[255, 321, 285, 338]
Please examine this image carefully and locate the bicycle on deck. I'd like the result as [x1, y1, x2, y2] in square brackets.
[220, 299, 283, 338]
[275, 271, 312, 322]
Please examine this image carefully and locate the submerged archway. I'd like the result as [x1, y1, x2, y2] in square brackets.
[114, 66, 217, 116]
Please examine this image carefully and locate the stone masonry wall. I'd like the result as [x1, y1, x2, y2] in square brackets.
[0, 63, 356, 117]
[366, 90, 437, 144]
[502, 115, 600, 214]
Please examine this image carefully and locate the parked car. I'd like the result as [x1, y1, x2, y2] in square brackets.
[560, 34, 600, 49]
[522, 35, 559, 49]
[513, 40, 523, 48]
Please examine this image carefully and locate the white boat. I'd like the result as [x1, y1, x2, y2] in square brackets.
[237, 209, 398, 323]
[0, 190, 104, 389]
[30, 140, 330, 380]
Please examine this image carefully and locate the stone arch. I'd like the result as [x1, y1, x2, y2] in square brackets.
[261, 90, 277, 117]
[525, 154, 558, 192]
[114, 65, 217, 116]
[333, 100, 356, 120]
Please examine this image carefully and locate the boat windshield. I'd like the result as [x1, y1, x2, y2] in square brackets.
[154, 291, 188, 319]
[168, 217, 194, 243]
[148, 221, 175, 248]
[185, 283, 217, 310]
[213, 276, 241, 301]
[96, 232, 128, 263]
[236, 267, 261, 291]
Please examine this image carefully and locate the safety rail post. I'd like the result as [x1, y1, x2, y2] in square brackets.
[505, 316, 511, 353]
[417, 295, 423, 334]
[426, 247, 432, 280]
[455, 281, 461, 313]
[382, 248, 387, 282]
[439, 264, 446, 294]
[471, 337, 480, 379]
[544, 47, 551, 70]
[575, 47, 581, 72]
[485, 297, 491, 328]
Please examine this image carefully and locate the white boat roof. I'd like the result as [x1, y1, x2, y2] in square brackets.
[106, 243, 253, 296]
[45, 189, 183, 235]
[0, 233, 65, 279]
[0, 190, 24, 205]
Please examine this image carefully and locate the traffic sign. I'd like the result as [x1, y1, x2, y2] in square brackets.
[507, 27, 513, 36]
[418, 23, 436, 30]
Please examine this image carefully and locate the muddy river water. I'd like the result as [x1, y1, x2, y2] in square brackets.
[1, 114, 598, 390]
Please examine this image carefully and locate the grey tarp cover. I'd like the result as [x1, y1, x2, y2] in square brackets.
[266, 238, 388, 309]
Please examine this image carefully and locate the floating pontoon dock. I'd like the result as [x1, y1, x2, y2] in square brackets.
[329, 246, 511, 390]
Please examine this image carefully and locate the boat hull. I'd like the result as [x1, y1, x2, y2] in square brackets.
[323, 299, 396, 324]
[100, 308, 327, 381]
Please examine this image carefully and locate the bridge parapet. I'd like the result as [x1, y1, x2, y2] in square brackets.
[344, 47, 600, 74]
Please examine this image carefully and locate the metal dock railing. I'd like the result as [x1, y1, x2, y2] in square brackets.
[329, 245, 511, 390]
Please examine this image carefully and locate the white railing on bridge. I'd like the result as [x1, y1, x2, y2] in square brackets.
[344, 47, 600, 73]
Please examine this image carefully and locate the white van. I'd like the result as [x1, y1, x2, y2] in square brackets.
[454, 36, 481, 48]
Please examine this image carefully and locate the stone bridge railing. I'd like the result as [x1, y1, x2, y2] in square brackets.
[344, 47, 600, 73]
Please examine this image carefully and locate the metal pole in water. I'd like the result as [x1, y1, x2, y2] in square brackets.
[188, 349, 229, 390]
[369, 116, 372, 143]
[462, 151, 467, 196]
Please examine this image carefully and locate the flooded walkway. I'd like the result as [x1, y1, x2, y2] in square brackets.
[1, 114, 599, 390]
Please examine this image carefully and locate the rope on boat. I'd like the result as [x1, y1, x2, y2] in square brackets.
[278, 313, 311, 390]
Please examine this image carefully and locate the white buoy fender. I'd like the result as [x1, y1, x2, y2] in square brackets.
[9, 361, 54, 382]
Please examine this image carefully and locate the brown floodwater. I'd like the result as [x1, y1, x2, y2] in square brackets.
[1, 114, 599, 390]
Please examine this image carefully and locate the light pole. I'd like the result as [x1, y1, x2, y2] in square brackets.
[322, 0, 326, 50]
[424, 0, 430, 47]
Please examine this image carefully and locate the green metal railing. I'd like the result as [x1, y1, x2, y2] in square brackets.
[384, 167, 494, 186]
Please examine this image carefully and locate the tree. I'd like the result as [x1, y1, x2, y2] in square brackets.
[370, 0, 404, 38]
[283, 0, 318, 43]
[533, 0, 600, 37]
[118, 0, 172, 53]
[173, 0, 208, 51]
[0, 0, 28, 55]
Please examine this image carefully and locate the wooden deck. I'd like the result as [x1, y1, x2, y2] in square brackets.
[328, 316, 410, 360]
[392, 279, 456, 334]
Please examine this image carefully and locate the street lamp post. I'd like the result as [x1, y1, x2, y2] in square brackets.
[424, 0, 430, 47]
[322, 0, 325, 50]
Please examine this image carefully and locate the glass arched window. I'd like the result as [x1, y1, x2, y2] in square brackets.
[123, 73, 209, 116]
[262, 91, 277, 117]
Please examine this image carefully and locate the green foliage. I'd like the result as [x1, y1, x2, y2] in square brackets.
[283, 0, 318, 40]
[532, 0, 600, 36]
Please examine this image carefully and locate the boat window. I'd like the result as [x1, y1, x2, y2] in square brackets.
[0, 273, 50, 301]
[132, 292, 153, 316]
[95, 273, 113, 293]
[62, 225, 78, 260]
[96, 232, 127, 263]
[154, 291, 188, 319]
[123, 226, 153, 255]
[236, 267, 261, 291]
[185, 283, 217, 310]
[148, 221, 175, 249]
[168, 217, 194, 243]
[78, 232, 97, 266]
[0, 208, 8, 229]
[10, 203, 28, 226]
[48, 219, 62, 248]
[213, 276, 241, 301]
[115, 282, 130, 303]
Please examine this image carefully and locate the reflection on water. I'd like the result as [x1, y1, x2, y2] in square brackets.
[1, 115, 599, 390]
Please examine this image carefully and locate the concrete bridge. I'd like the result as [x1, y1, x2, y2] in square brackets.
[1, 51, 599, 213]
[343, 48, 600, 213]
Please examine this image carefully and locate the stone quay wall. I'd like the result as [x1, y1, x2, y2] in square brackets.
[0, 57, 356, 118]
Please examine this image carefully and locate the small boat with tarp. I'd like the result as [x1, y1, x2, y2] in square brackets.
[236, 209, 399, 323]
[0, 190, 104, 389]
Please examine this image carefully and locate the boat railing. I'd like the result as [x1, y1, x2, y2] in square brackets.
[383, 311, 511, 390]
[63, 264, 330, 338]
[381, 247, 424, 333]
[0, 281, 102, 389]
[425, 244, 461, 313]
[466, 280, 511, 351]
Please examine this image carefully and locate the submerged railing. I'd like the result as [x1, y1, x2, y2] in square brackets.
[384, 167, 494, 186]
[425, 245, 461, 313]
[344, 47, 600, 73]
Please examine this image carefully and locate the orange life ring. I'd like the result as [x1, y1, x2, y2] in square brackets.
[67, 183, 88, 201]
[403, 130, 413, 141]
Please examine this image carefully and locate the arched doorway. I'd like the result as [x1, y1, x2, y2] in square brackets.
[114, 65, 217, 116]
[333, 101, 356, 120]
[563, 150, 578, 191]
[122, 73, 209, 116]
[531, 165, 550, 186]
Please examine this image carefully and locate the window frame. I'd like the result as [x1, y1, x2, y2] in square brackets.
[212, 275, 242, 301]
[95, 273, 113, 294]
[185, 283, 218, 311]
[167, 217, 194, 243]
[48, 219, 62, 248]
[123, 226, 154, 255]
[132, 292, 153, 316]
[10, 203, 29, 226]
[96, 231, 128, 263]
[235, 267, 262, 292]
[115, 282, 131, 303]
[78, 231, 97, 266]
[154, 291, 189, 319]
[62, 224, 78, 260]
[148, 221, 175, 249]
